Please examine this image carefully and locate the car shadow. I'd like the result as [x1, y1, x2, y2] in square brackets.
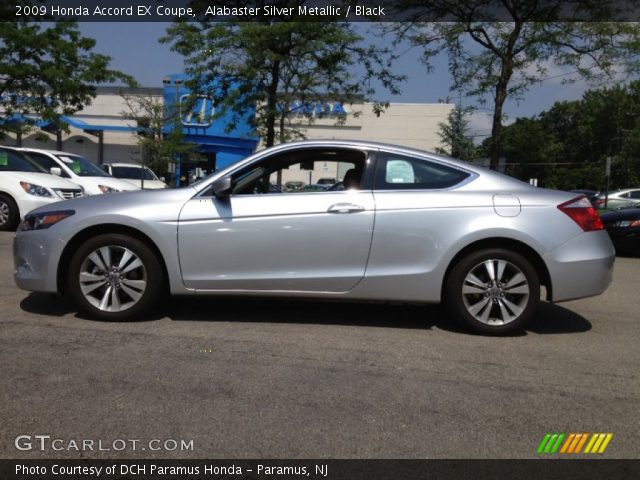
[20, 292, 592, 335]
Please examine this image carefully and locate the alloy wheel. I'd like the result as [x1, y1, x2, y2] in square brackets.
[461, 259, 530, 326]
[78, 245, 147, 312]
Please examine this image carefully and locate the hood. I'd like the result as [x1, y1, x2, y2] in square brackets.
[1, 171, 83, 190]
[28, 185, 197, 216]
[77, 176, 141, 192]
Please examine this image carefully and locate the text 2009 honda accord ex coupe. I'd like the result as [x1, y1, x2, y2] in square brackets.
[13, 141, 614, 334]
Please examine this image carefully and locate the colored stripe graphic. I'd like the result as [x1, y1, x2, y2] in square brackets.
[537, 433, 565, 454]
[585, 433, 613, 454]
[539, 433, 613, 454]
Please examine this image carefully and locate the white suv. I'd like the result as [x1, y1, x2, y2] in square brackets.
[17, 148, 139, 195]
[0, 147, 84, 231]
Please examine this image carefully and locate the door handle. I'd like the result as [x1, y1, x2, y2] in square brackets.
[327, 203, 365, 214]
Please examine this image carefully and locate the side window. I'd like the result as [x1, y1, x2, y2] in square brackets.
[25, 153, 70, 178]
[374, 153, 470, 190]
[224, 149, 367, 195]
[629, 190, 640, 199]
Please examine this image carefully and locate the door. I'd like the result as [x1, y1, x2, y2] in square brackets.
[177, 147, 375, 292]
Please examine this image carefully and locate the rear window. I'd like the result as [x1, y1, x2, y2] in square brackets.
[374, 153, 470, 190]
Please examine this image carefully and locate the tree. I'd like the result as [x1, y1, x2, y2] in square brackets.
[435, 106, 477, 161]
[120, 94, 198, 181]
[393, 1, 640, 170]
[0, 16, 134, 135]
[493, 81, 640, 189]
[162, 3, 402, 147]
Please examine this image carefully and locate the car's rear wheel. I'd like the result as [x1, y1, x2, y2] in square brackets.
[67, 234, 163, 321]
[0, 194, 20, 231]
[445, 249, 540, 334]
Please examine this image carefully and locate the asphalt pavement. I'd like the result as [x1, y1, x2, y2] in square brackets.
[0, 231, 638, 459]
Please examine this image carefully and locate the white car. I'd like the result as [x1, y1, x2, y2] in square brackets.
[17, 148, 139, 195]
[101, 163, 167, 189]
[0, 146, 84, 231]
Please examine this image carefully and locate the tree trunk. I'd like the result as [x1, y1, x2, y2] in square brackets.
[489, 65, 512, 171]
[265, 60, 281, 147]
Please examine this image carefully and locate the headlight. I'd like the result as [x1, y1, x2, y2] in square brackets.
[98, 184, 120, 194]
[20, 182, 53, 197]
[19, 210, 75, 231]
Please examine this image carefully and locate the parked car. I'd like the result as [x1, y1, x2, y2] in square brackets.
[14, 140, 614, 334]
[0, 146, 84, 231]
[601, 204, 640, 256]
[570, 189, 599, 206]
[101, 163, 167, 190]
[17, 148, 139, 195]
[593, 188, 640, 210]
[284, 181, 305, 192]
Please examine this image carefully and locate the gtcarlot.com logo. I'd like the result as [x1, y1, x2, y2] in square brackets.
[537, 432, 613, 455]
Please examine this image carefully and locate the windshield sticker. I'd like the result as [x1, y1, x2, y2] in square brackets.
[71, 161, 81, 174]
[0, 151, 7, 166]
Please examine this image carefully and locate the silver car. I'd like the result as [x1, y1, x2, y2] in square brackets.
[13, 141, 615, 334]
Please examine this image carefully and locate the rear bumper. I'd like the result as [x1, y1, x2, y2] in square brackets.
[544, 230, 615, 302]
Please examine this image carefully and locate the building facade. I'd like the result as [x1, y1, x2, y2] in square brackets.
[5, 79, 454, 182]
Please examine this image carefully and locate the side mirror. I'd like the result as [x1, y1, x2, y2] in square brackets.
[211, 176, 232, 198]
[159, 176, 165, 182]
[50, 167, 62, 176]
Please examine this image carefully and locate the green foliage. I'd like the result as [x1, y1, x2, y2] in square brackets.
[435, 106, 478, 161]
[0, 17, 135, 134]
[490, 81, 640, 189]
[162, 5, 403, 146]
[121, 94, 198, 178]
[394, 1, 640, 170]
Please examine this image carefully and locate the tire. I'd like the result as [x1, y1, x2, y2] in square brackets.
[67, 233, 163, 321]
[445, 248, 540, 335]
[0, 193, 20, 231]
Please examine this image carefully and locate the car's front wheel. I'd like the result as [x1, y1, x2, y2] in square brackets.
[67, 234, 163, 321]
[445, 249, 540, 334]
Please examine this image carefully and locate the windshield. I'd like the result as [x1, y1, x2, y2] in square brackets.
[112, 166, 158, 181]
[57, 155, 110, 177]
[0, 149, 48, 173]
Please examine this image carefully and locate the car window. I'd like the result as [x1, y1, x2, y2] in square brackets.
[374, 153, 470, 190]
[22, 152, 70, 178]
[112, 166, 157, 180]
[216, 148, 367, 196]
[0, 149, 47, 173]
[629, 190, 640, 199]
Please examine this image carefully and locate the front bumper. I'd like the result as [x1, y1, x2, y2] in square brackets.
[544, 230, 615, 302]
[13, 228, 65, 293]
[18, 195, 66, 219]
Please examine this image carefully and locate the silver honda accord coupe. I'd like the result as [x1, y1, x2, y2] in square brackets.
[13, 140, 614, 334]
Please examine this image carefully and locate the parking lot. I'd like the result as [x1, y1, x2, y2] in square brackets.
[0, 230, 638, 459]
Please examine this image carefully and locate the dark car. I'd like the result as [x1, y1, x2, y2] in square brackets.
[601, 204, 640, 256]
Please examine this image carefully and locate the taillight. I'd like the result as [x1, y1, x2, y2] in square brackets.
[558, 196, 604, 232]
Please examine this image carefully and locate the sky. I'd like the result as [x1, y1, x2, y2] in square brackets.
[78, 22, 620, 143]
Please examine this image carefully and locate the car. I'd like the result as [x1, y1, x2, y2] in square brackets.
[317, 177, 336, 186]
[13, 140, 615, 334]
[570, 189, 599, 206]
[0, 146, 84, 231]
[593, 188, 640, 210]
[600, 204, 640, 256]
[17, 148, 139, 195]
[101, 163, 168, 190]
[284, 181, 305, 192]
